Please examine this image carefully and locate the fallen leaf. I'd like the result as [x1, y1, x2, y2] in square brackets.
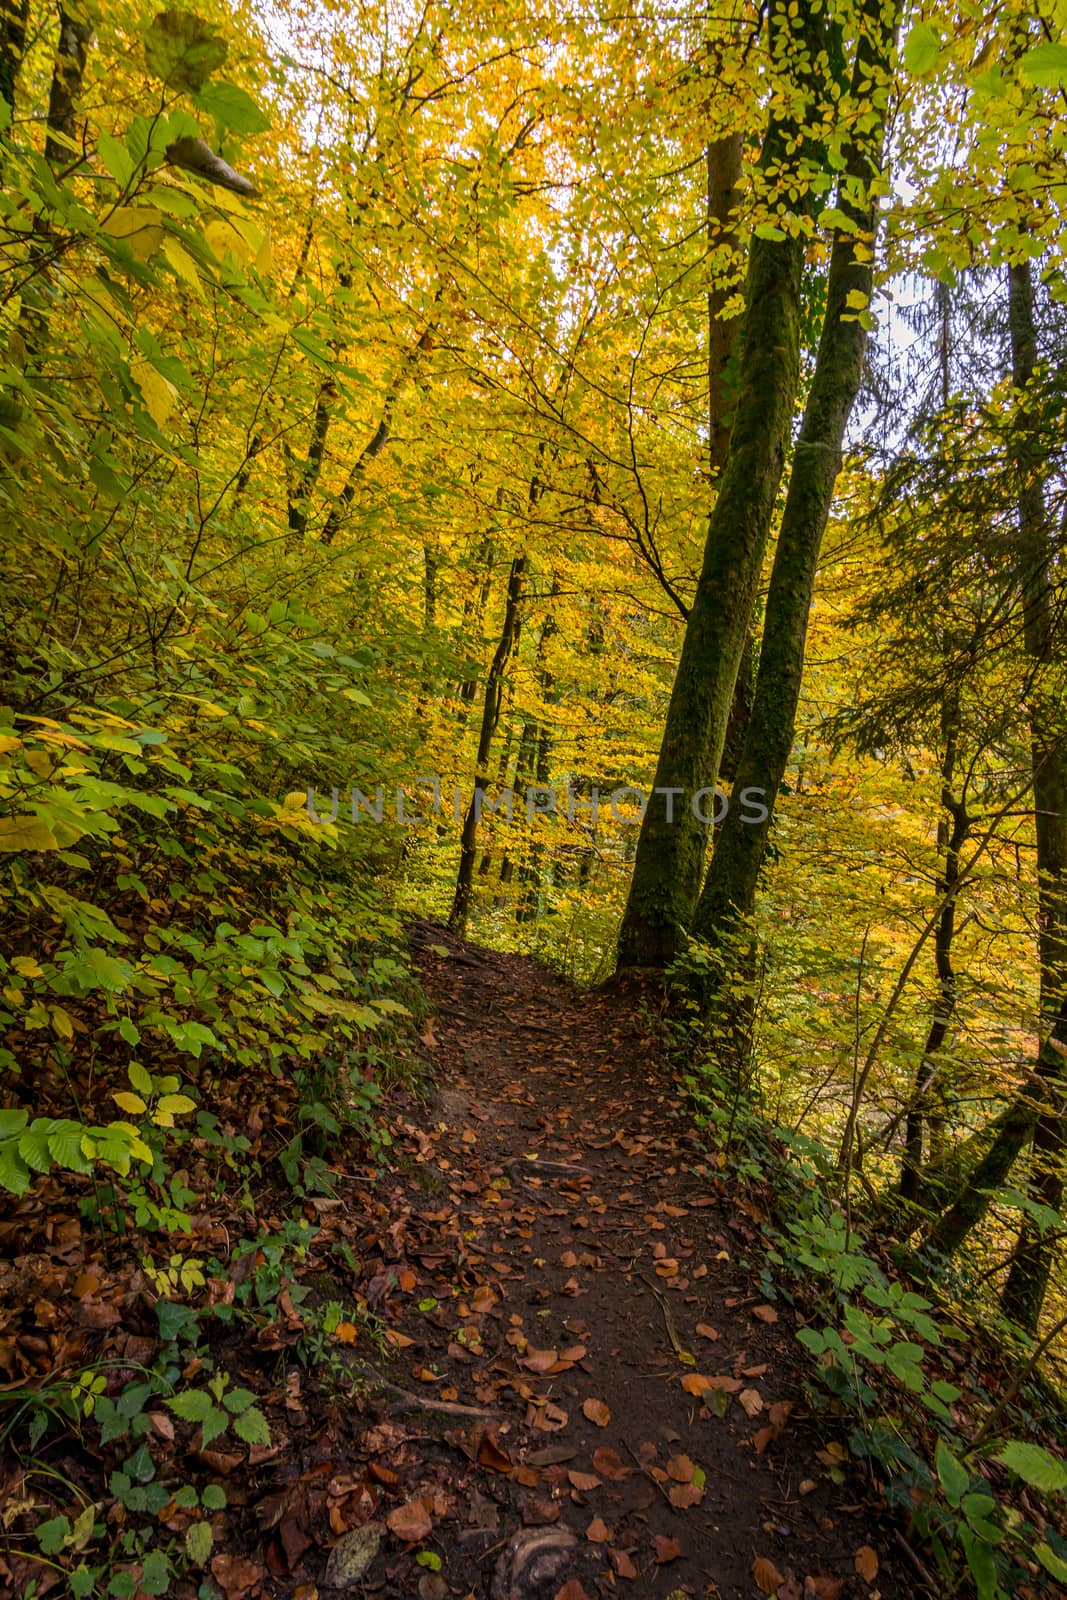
[611, 1548, 638, 1579]
[695, 1322, 719, 1341]
[524, 1347, 559, 1374]
[592, 1447, 628, 1480]
[666, 1454, 695, 1483]
[653, 1535, 683, 1563]
[323, 1523, 382, 1588]
[586, 1515, 611, 1543]
[210, 1553, 264, 1599]
[333, 1321, 358, 1343]
[804, 1579, 844, 1599]
[553, 1583, 592, 1600]
[668, 1483, 703, 1509]
[753, 1304, 779, 1323]
[854, 1546, 878, 1582]
[582, 1397, 611, 1427]
[739, 1388, 764, 1417]
[567, 1470, 601, 1492]
[753, 1556, 786, 1594]
[386, 1499, 432, 1542]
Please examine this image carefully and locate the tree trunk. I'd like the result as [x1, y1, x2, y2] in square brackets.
[900, 689, 966, 1202]
[44, 8, 92, 168]
[1001, 258, 1067, 1331]
[450, 553, 527, 933]
[0, 0, 30, 115]
[691, 0, 898, 962]
[616, 0, 825, 971]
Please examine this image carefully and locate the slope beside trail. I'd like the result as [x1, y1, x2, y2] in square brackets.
[324, 921, 910, 1600]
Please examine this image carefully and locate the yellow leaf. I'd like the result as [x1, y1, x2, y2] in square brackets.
[162, 234, 204, 296]
[131, 357, 177, 430]
[0, 814, 58, 852]
[112, 1091, 147, 1115]
[102, 206, 164, 264]
[12, 957, 43, 977]
[51, 1007, 74, 1039]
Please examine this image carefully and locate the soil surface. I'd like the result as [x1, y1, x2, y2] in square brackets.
[323, 921, 909, 1600]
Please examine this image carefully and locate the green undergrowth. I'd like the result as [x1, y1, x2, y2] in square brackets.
[683, 1058, 1067, 1600]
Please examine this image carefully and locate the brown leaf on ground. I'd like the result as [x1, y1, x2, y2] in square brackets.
[553, 1584, 592, 1600]
[611, 1548, 638, 1579]
[753, 1556, 787, 1594]
[695, 1322, 719, 1340]
[592, 1446, 628, 1480]
[581, 1397, 610, 1427]
[804, 1578, 844, 1599]
[652, 1535, 682, 1563]
[666, 1454, 695, 1483]
[854, 1546, 879, 1582]
[567, 1470, 601, 1492]
[386, 1498, 432, 1542]
[585, 1514, 611, 1543]
[753, 1304, 779, 1323]
[668, 1483, 703, 1509]
[739, 1388, 764, 1417]
[209, 1553, 264, 1598]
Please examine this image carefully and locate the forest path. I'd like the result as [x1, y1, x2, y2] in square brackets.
[331, 921, 907, 1600]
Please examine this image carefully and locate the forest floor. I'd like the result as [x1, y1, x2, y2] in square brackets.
[0, 923, 916, 1600]
[312, 921, 908, 1600]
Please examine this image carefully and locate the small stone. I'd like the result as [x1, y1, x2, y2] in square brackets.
[323, 1522, 383, 1589]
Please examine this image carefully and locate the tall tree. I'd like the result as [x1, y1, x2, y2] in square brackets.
[616, 0, 828, 969]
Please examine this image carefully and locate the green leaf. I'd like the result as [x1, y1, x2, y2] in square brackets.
[994, 1440, 1067, 1492]
[222, 1387, 256, 1415]
[1020, 42, 1067, 89]
[199, 1406, 229, 1446]
[416, 1551, 442, 1570]
[231, 1406, 270, 1445]
[1036, 1543, 1067, 1583]
[166, 1388, 214, 1422]
[139, 1550, 171, 1596]
[144, 8, 228, 94]
[903, 22, 939, 75]
[201, 1484, 227, 1510]
[185, 1520, 214, 1565]
[960, 1526, 998, 1600]
[98, 133, 135, 187]
[129, 1061, 153, 1096]
[0, 1138, 31, 1195]
[195, 80, 270, 135]
[0, 1109, 28, 1139]
[754, 222, 786, 241]
[37, 1515, 71, 1555]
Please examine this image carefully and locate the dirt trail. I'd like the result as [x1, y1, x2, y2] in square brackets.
[332, 923, 907, 1600]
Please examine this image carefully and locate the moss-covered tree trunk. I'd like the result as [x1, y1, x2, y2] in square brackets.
[1000, 258, 1067, 1331]
[616, 0, 824, 970]
[691, 0, 898, 959]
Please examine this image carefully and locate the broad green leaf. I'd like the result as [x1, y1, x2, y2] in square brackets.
[995, 1440, 1067, 1492]
[903, 23, 939, 75]
[195, 80, 270, 135]
[1020, 43, 1067, 89]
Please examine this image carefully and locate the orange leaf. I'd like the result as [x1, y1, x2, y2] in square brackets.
[752, 1304, 779, 1323]
[523, 1347, 559, 1374]
[695, 1322, 719, 1341]
[668, 1483, 703, 1509]
[666, 1454, 695, 1483]
[582, 1397, 611, 1427]
[333, 1322, 358, 1344]
[854, 1546, 878, 1582]
[586, 1515, 611, 1544]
